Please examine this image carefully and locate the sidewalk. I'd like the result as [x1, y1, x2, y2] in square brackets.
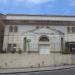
[0, 65, 75, 74]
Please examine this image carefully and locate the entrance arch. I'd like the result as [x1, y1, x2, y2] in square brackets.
[39, 35, 50, 54]
[39, 35, 49, 42]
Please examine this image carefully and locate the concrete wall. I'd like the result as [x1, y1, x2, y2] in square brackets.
[0, 53, 75, 68]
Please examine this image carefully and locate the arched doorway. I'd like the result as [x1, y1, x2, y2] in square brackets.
[39, 35, 50, 54]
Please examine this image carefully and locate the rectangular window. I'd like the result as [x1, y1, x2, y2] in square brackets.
[65, 42, 75, 54]
[13, 44, 16, 52]
[13, 44, 16, 47]
[67, 26, 75, 33]
[72, 27, 75, 33]
[7, 44, 16, 52]
[7, 44, 12, 52]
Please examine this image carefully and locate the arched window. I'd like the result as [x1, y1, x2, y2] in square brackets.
[39, 35, 49, 42]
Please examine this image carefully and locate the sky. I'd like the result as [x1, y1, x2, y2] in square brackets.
[0, 0, 75, 15]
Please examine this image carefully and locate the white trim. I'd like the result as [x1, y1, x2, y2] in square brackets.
[6, 15, 75, 21]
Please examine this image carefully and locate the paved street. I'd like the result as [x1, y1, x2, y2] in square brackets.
[2, 68, 75, 75]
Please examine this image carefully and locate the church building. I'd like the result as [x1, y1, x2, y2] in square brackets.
[0, 14, 75, 54]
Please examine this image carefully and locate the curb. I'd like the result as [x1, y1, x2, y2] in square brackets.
[0, 66, 75, 74]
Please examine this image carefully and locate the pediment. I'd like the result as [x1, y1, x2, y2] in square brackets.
[30, 27, 64, 35]
[22, 27, 64, 36]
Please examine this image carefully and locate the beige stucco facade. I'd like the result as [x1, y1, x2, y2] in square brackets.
[0, 14, 75, 68]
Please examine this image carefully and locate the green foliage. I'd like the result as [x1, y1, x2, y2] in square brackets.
[18, 48, 22, 54]
[0, 48, 7, 53]
[62, 47, 70, 54]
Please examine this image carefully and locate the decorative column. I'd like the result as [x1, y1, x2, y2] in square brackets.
[16, 32, 19, 52]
